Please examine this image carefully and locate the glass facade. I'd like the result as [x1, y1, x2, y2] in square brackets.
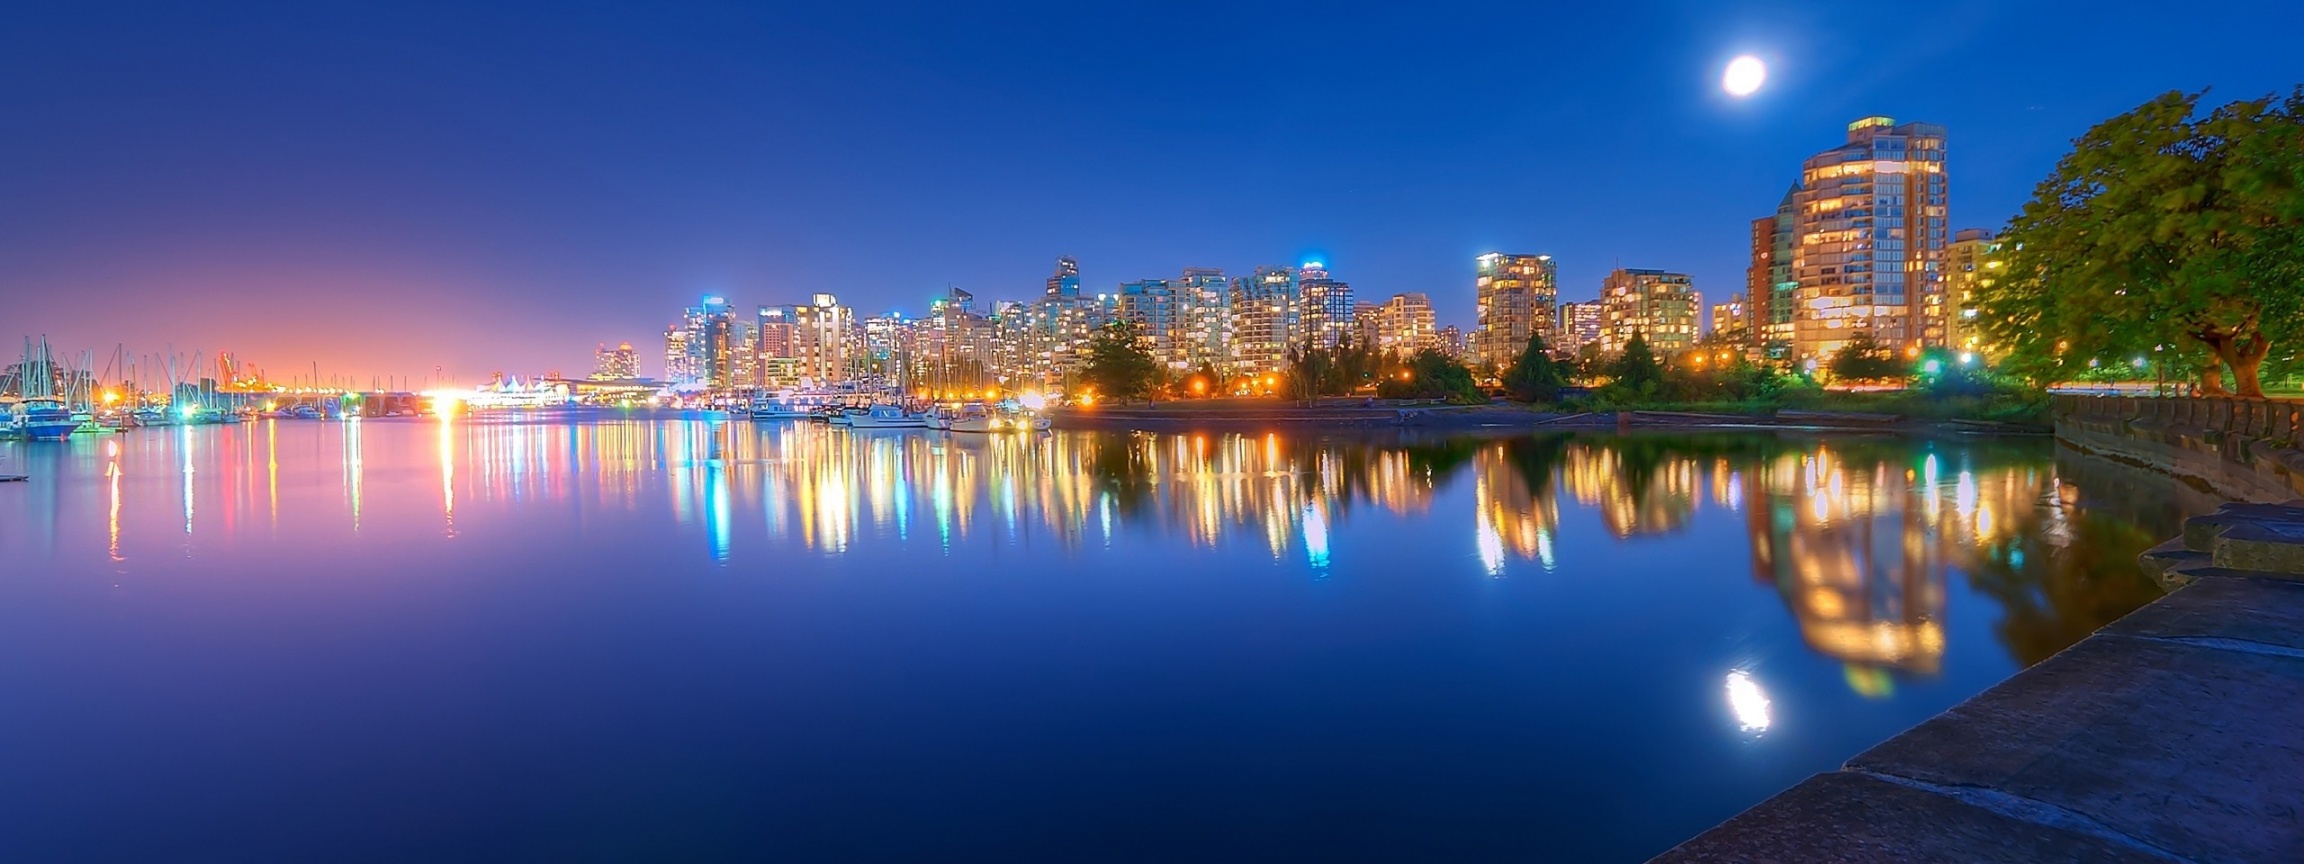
[1472, 253, 1559, 371]
[1791, 117, 1949, 359]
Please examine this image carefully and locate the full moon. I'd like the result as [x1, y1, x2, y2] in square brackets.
[1723, 55, 1767, 97]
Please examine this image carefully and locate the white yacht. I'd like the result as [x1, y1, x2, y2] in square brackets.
[845, 404, 928, 429]
[749, 394, 816, 420]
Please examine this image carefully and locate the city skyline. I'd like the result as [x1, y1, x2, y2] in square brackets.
[2, 2, 2299, 380]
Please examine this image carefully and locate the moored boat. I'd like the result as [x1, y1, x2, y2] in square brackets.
[12, 397, 78, 441]
[948, 404, 1051, 433]
[11, 338, 78, 441]
[846, 404, 928, 429]
[750, 395, 816, 420]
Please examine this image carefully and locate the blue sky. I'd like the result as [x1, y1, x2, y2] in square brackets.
[2, 1, 2298, 379]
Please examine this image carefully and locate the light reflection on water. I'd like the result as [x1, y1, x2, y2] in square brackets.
[0, 417, 2195, 862]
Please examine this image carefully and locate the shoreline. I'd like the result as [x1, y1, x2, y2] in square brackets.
[1046, 404, 2049, 437]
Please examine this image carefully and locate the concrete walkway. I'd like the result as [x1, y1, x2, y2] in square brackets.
[1652, 502, 2304, 863]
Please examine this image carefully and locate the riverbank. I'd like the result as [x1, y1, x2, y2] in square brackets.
[1047, 400, 2048, 436]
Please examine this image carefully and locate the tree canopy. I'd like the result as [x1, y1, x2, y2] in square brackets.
[1827, 332, 1908, 383]
[1284, 336, 1383, 402]
[1980, 88, 2304, 397]
[1081, 321, 1160, 401]
[1502, 334, 1567, 403]
[1376, 349, 1485, 404]
[1605, 332, 1665, 398]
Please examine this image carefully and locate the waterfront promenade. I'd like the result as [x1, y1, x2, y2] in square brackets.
[1654, 396, 2304, 863]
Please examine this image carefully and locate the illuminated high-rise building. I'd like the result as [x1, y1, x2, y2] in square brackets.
[1026, 257, 1107, 388]
[1228, 266, 1299, 375]
[754, 307, 800, 387]
[1747, 185, 1799, 357]
[1559, 301, 1604, 355]
[1174, 268, 1231, 372]
[1944, 228, 2005, 357]
[1471, 253, 1558, 372]
[1600, 269, 1700, 355]
[663, 325, 692, 384]
[1791, 117, 1949, 359]
[591, 342, 639, 380]
[1435, 325, 1467, 359]
[1114, 278, 1180, 369]
[1369, 293, 1436, 355]
[1296, 262, 1356, 348]
[1046, 255, 1081, 299]
[1710, 295, 1750, 345]
[669, 296, 736, 389]
[790, 293, 853, 385]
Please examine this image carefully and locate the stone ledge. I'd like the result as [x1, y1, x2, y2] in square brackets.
[2102, 575, 2304, 653]
[1843, 631, 2304, 863]
[1648, 772, 2178, 863]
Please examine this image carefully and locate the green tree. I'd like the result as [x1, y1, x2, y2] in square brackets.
[1376, 349, 1485, 404]
[1606, 332, 1665, 397]
[1283, 340, 1330, 404]
[1082, 321, 1160, 401]
[1982, 88, 2304, 398]
[1827, 332, 1908, 383]
[1502, 334, 1567, 403]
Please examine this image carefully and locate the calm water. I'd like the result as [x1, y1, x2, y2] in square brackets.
[0, 417, 2192, 862]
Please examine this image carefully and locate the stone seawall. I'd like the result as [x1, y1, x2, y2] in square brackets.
[2052, 394, 2304, 503]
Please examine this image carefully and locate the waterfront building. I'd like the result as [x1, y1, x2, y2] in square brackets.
[1353, 301, 1383, 353]
[989, 300, 1033, 384]
[1710, 295, 1750, 345]
[730, 321, 759, 388]
[663, 325, 692, 384]
[790, 293, 853, 386]
[1791, 116, 1950, 359]
[1746, 185, 1799, 358]
[1173, 268, 1231, 374]
[1021, 257, 1109, 389]
[1944, 228, 2004, 357]
[1559, 301, 1604, 356]
[755, 307, 799, 386]
[1600, 269, 1700, 355]
[1369, 293, 1437, 356]
[590, 342, 639, 380]
[1435, 325, 1467, 359]
[1228, 265, 1299, 375]
[663, 296, 736, 388]
[1114, 278, 1181, 370]
[1472, 253, 1558, 372]
[1296, 262, 1356, 349]
[902, 288, 998, 392]
[1046, 255, 1081, 299]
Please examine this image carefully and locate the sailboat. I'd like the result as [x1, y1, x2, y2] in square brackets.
[11, 338, 79, 442]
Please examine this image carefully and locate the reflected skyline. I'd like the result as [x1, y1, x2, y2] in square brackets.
[0, 419, 2205, 862]
[4, 419, 2182, 677]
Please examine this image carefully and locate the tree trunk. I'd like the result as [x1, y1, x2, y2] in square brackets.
[2198, 360, 2230, 396]
[2220, 334, 2272, 399]
[2191, 332, 2232, 396]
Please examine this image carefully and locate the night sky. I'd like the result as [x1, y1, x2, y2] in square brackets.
[3, 1, 2298, 381]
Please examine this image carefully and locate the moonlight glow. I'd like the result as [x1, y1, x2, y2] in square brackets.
[1723, 56, 1767, 97]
